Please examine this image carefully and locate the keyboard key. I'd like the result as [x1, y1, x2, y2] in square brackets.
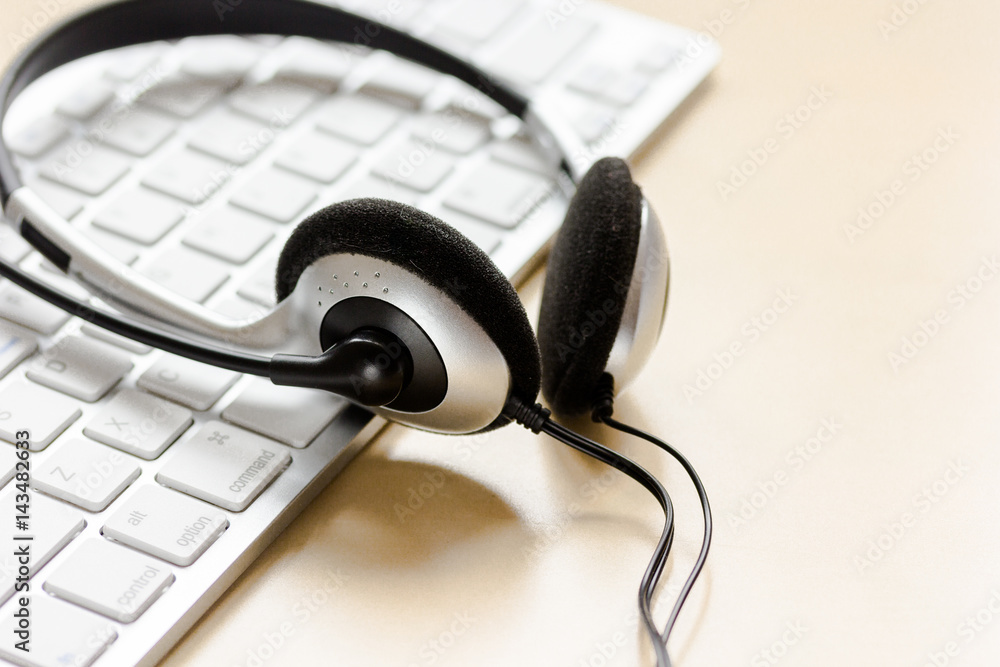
[0, 225, 32, 264]
[316, 94, 403, 145]
[143, 149, 233, 204]
[491, 135, 554, 174]
[44, 538, 175, 623]
[139, 247, 230, 303]
[102, 108, 177, 156]
[105, 43, 164, 81]
[183, 207, 274, 264]
[0, 380, 81, 450]
[411, 107, 491, 155]
[81, 324, 153, 355]
[33, 265, 91, 301]
[567, 63, 615, 97]
[6, 116, 69, 158]
[156, 421, 291, 511]
[81, 226, 141, 265]
[569, 64, 649, 107]
[178, 36, 262, 80]
[223, 378, 347, 448]
[0, 322, 36, 380]
[93, 187, 186, 245]
[228, 80, 319, 124]
[41, 145, 132, 196]
[33, 439, 141, 511]
[103, 485, 228, 566]
[84, 389, 192, 460]
[351, 0, 427, 28]
[0, 283, 70, 335]
[0, 589, 116, 667]
[237, 259, 278, 308]
[137, 354, 239, 411]
[0, 487, 86, 603]
[56, 81, 115, 120]
[26, 336, 133, 402]
[230, 168, 317, 223]
[444, 159, 552, 228]
[26, 179, 86, 219]
[374, 138, 457, 192]
[0, 448, 15, 489]
[360, 57, 440, 108]
[0, 321, 36, 380]
[140, 76, 227, 118]
[602, 71, 650, 107]
[189, 109, 273, 165]
[432, 0, 522, 42]
[571, 104, 620, 143]
[340, 174, 421, 207]
[274, 40, 358, 92]
[638, 41, 682, 72]
[487, 14, 595, 85]
[275, 130, 359, 184]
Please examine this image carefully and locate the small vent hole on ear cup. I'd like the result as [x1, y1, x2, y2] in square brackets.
[275, 198, 542, 422]
[537, 157, 644, 416]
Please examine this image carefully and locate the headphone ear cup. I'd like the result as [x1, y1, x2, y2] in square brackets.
[537, 157, 644, 416]
[275, 198, 542, 415]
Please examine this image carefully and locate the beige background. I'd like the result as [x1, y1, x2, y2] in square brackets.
[4, 0, 1000, 665]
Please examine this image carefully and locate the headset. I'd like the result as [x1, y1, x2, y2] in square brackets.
[0, 1, 711, 664]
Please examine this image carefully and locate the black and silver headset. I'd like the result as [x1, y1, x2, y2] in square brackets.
[0, 2, 711, 664]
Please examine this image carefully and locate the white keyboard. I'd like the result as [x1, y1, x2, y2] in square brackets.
[0, 1, 718, 665]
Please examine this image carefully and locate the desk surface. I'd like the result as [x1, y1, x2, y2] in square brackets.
[4, 1, 1000, 665]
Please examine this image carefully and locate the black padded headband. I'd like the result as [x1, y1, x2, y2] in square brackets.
[0, 0, 530, 204]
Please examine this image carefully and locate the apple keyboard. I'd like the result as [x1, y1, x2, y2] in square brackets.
[0, 1, 718, 665]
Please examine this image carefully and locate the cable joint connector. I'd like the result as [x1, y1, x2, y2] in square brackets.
[503, 395, 551, 434]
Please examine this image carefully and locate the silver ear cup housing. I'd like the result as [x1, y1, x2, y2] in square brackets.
[285, 254, 513, 435]
[604, 200, 670, 390]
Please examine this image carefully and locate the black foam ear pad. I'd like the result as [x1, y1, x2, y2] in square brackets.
[275, 198, 541, 414]
[537, 157, 644, 416]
